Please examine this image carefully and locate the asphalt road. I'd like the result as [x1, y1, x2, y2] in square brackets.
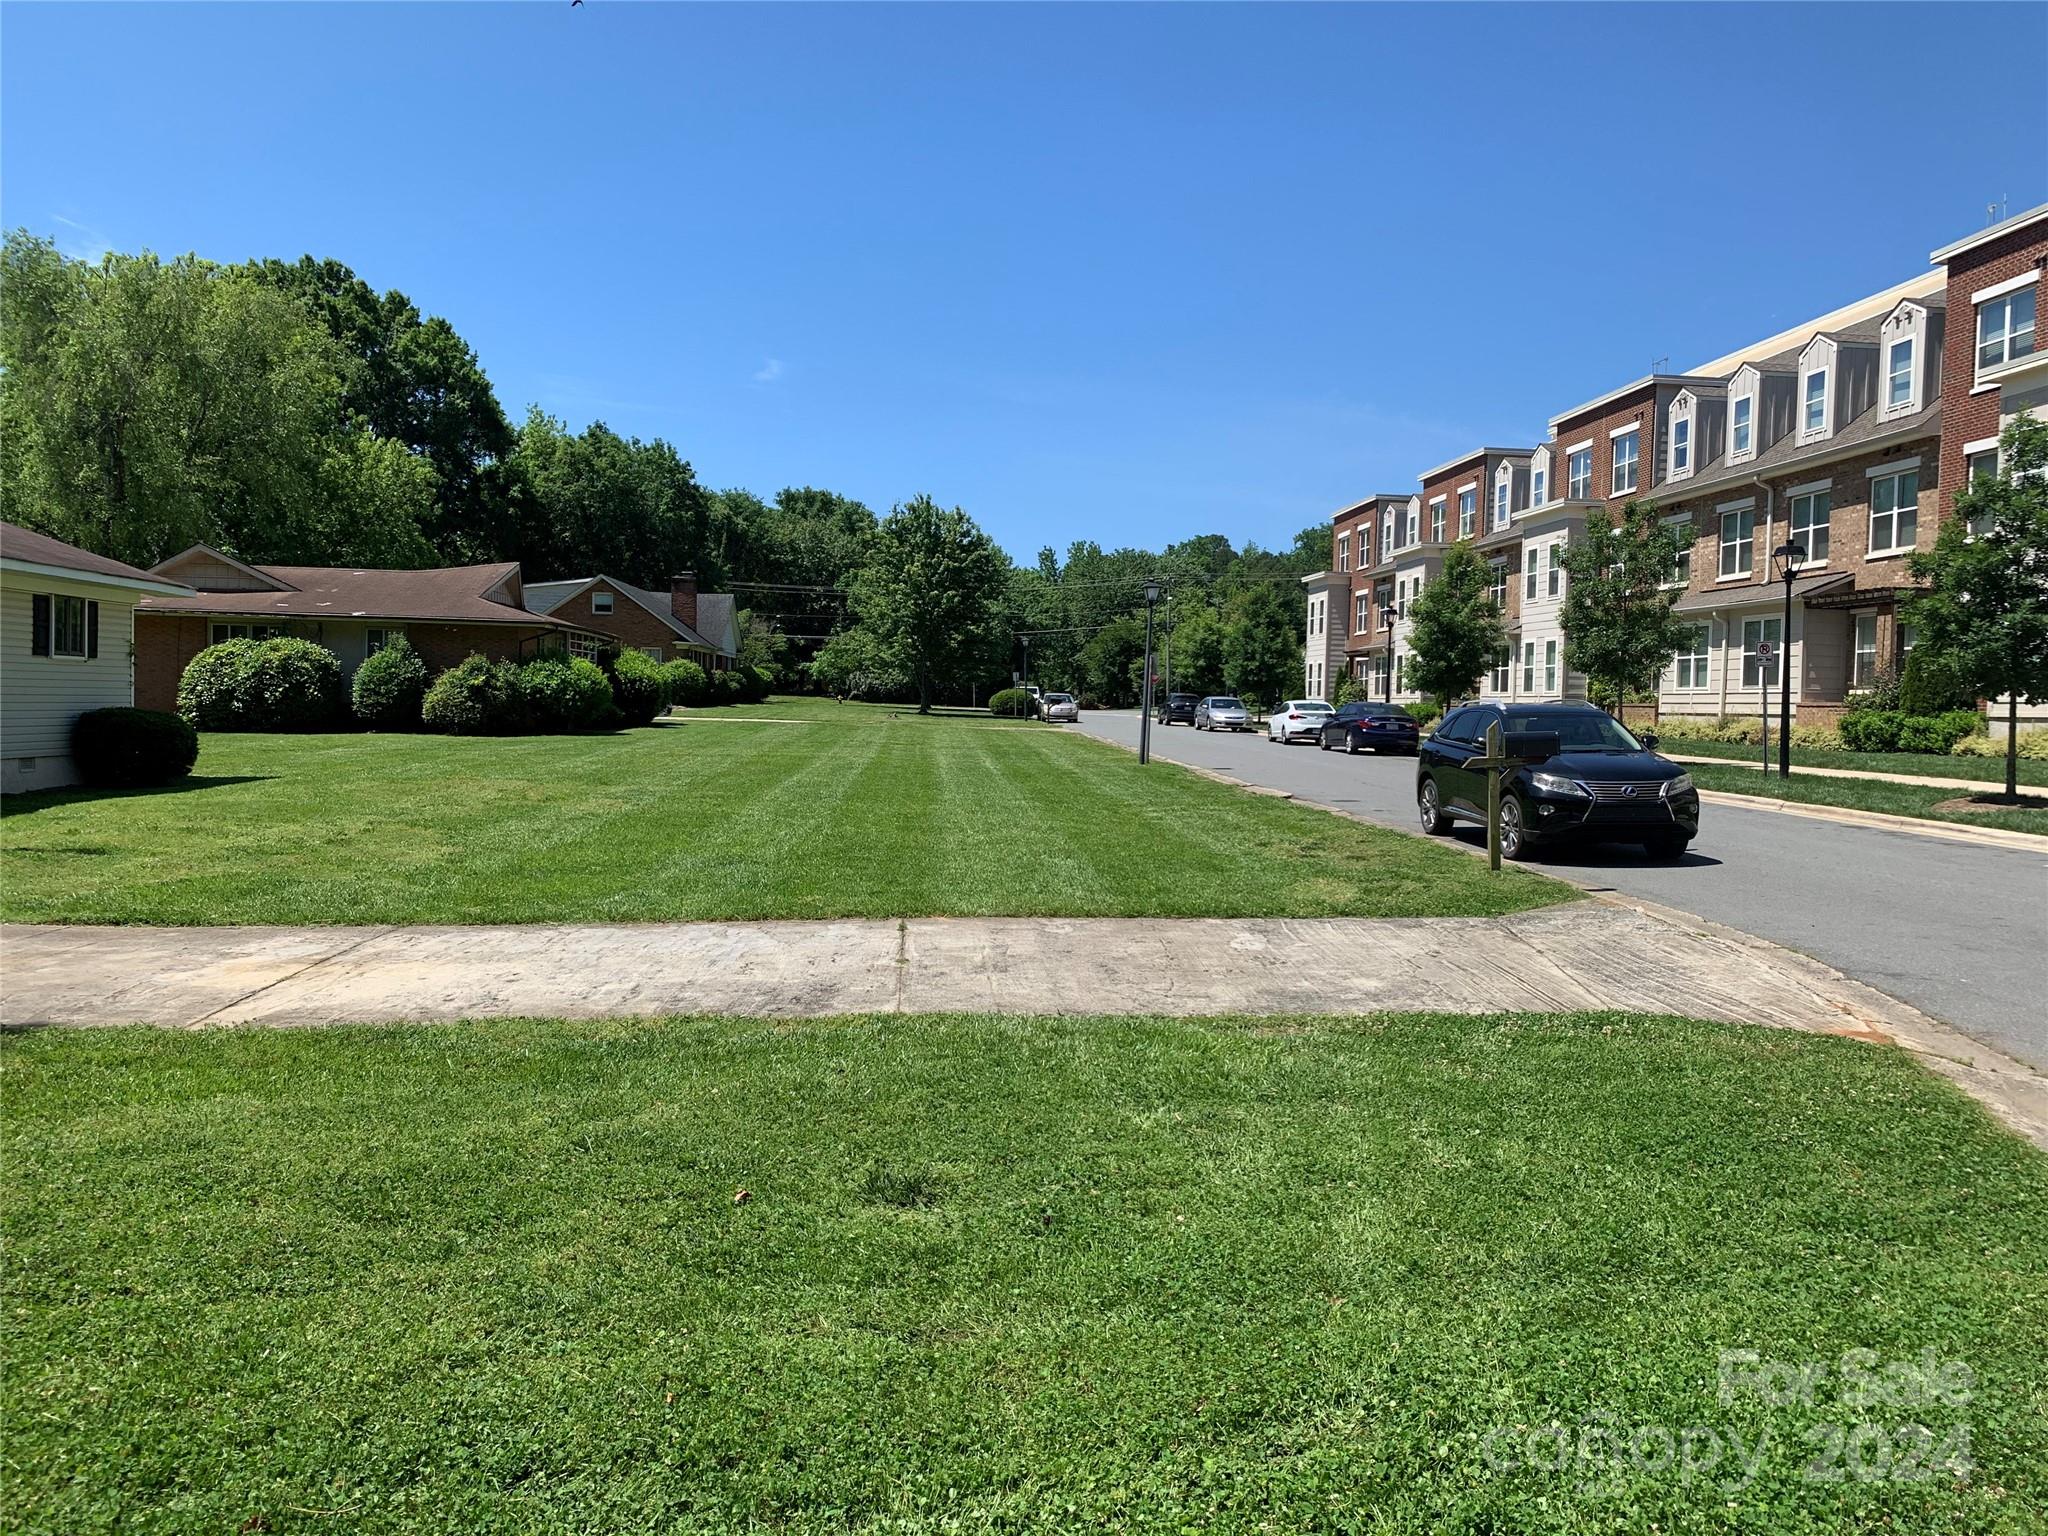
[1072, 710, 2048, 1071]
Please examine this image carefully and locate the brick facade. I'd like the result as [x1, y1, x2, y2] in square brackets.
[1935, 219, 2048, 519]
[545, 581, 683, 660]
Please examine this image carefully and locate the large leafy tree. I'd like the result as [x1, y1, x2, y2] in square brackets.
[1403, 542, 1506, 708]
[1222, 584, 1300, 710]
[508, 409, 717, 586]
[1906, 413, 2048, 802]
[842, 495, 1009, 713]
[1558, 498, 1692, 711]
[1167, 605, 1228, 697]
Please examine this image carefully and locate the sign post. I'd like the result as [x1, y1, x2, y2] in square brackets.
[1465, 720, 1519, 873]
[1756, 638, 1774, 776]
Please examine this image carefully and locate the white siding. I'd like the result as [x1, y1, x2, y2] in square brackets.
[1, 574, 139, 792]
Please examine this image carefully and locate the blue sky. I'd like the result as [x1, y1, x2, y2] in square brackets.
[5, 3, 2043, 564]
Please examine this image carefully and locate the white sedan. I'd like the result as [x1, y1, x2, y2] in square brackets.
[1267, 699, 1334, 743]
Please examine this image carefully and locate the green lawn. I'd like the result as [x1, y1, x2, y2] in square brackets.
[0, 699, 1568, 925]
[5, 1012, 2042, 1534]
[1663, 734, 2048, 787]
[1687, 762, 2048, 837]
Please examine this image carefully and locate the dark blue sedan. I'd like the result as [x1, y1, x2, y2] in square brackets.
[1318, 701, 1420, 756]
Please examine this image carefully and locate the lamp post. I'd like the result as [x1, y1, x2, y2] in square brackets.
[1379, 605, 1398, 704]
[1771, 540, 1805, 779]
[1138, 578, 1163, 765]
[1020, 633, 1030, 696]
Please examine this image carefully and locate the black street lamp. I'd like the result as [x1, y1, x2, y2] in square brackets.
[1771, 540, 1805, 778]
[1020, 633, 1030, 696]
[1379, 604, 1398, 704]
[1139, 577, 1163, 765]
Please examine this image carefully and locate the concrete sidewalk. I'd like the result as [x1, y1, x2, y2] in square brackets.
[1666, 751, 2031, 794]
[5, 901, 2041, 1145]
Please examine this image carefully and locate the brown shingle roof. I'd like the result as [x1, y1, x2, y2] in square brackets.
[136, 559, 575, 628]
[1, 522, 191, 591]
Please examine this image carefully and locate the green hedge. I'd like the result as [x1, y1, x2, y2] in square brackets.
[351, 638, 429, 730]
[606, 650, 670, 727]
[515, 657, 618, 733]
[420, 655, 518, 735]
[1840, 709, 1982, 755]
[660, 658, 708, 707]
[177, 638, 345, 731]
[988, 687, 1035, 718]
[69, 707, 198, 788]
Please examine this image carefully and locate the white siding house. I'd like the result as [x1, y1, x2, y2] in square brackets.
[2, 524, 194, 793]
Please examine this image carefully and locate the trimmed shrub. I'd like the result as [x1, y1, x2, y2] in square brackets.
[516, 657, 617, 733]
[70, 707, 198, 788]
[1898, 651, 1973, 716]
[1839, 710, 1903, 752]
[1790, 725, 1844, 751]
[1953, 728, 2048, 761]
[660, 658, 709, 708]
[421, 654, 519, 735]
[745, 665, 775, 703]
[710, 667, 749, 704]
[607, 649, 670, 726]
[989, 687, 1034, 718]
[1842, 709, 1980, 755]
[177, 637, 346, 731]
[1408, 702, 1443, 732]
[351, 637, 429, 730]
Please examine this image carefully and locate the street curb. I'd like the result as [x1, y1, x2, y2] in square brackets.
[1663, 751, 1995, 793]
[1693, 789, 2044, 853]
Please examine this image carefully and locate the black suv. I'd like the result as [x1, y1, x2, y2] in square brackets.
[1155, 692, 1199, 726]
[1416, 701, 1699, 860]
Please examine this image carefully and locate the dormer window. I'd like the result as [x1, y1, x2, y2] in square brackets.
[1667, 392, 1696, 482]
[1886, 338, 1913, 408]
[1492, 466, 1511, 528]
[1406, 497, 1421, 546]
[1381, 505, 1395, 554]
[1797, 336, 1835, 444]
[1529, 450, 1549, 510]
[1727, 366, 1758, 464]
[1881, 301, 1927, 418]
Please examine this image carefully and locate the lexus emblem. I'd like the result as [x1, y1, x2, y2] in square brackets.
[1622, 784, 1639, 798]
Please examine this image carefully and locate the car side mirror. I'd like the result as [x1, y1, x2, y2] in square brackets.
[1504, 730, 1562, 764]
[1640, 731, 1660, 751]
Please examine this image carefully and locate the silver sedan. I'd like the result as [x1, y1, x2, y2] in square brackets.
[1040, 692, 1079, 722]
[1194, 696, 1251, 731]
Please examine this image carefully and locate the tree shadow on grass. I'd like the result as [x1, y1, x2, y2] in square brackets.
[0, 776, 273, 819]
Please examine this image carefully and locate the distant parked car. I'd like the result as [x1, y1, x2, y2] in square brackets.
[1267, 698, 1335, 744]
[1194, 696, 1251, 732]
[1041, 692, 1079, 722]
[1318, 701, 1419, 755]
[1155, 692, 1199, 725]
[1415, 700, 1698, 861]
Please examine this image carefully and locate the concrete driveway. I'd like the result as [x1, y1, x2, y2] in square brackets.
[1072, 711, 2048, 1072]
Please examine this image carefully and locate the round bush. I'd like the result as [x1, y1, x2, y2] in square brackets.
[421, 653, 518, 735]
[70, 707, 198, 788]
[516, 656, 616, 733]
[351, 637, 429, 730]
[1840, 710, 1904, 753]
[709, 667, 748, 704]
[988, 687, 1034, 718]
[177, 637, 346, 731]
[661, 658, 708, 708]
[607, 649, 670, 727]
[745, 665, 775, 703]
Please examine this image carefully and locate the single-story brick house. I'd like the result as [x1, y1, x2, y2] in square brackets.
[2, 522, 196, 792]
[132, 546, 606, 712]
[523, 571, 740, 670]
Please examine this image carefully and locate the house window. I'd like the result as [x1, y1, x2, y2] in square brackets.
[640, 646, 663, 661]
[1670, 417, 1690, 476]
[1802, 368, 1827, 436]
[1429, 499, 1446, 543]
[592, 590, 614, 614]
[1740, 617, 1782, 690]
[1886, 338, 1914, 411]
[1967, 445, 2000, 487]
[1852, 614, 1879, 687]
[1788, 489, 1830, 566]
[1718, 504, 1755, 578]
[568, 633, 602, 659]
[1869, 468, 1919, 557]
[1611, 430, 1639, 496]
[51, 595, 90, 659]
[1487, 559, 1508, 608]
[1530, 465, 1546, 509]
[1381, 508, 1395, 553]
[1567, 448, 1592, 499]
[1543, 639, 1558, 693]
[1524, 546, 1539, 601]
[1493, 479, 1509, 528]
[209, 622, 283, 644]
[1406, 501, 1421, 545]
[1674, 625, 1710, 690]
[1664, 517, 1692, 586]
[366, 627, 405, 655]
[1730, 395, 1753, 458]
[1546, 542, 1562, 599]
[1458, 488, 1476, 538]
[1337, 534, 1350, 572]
[1976, 286, 2037, 376]
[1521, 641, 1536, 693]
[1489, 645, 1511, 693]
[1354, 592, 1370, 633]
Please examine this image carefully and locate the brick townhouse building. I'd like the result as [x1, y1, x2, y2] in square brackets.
[1301, 204, 2045, 733]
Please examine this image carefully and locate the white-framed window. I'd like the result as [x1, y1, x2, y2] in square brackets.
[592, 590, 614, 614]
[1354, 591, 1370, 633]
[1852, 614, 1879, 687]
[1674, 624, 1710, 690]
[1975, 279, 2037, 379]
[1523, 545, 1538, 601]
[1529, 459, 1547, 510]
[366, 626, 406, 655]
[1802, 369, 1827, 435]
[1337, 533, 1350, 572]
[1730, 393, 1754, 459]
[1489, 645, 1511, 693]
[1611, 427, 1639, 496]
[1787, 486, 1830, 566]
[1493, 478, 1509, 527]
[1459, 487, 1476, 538]
[1429, 498, 1446, 543]
[1740, 616, 1782, 690]
[1381, 506, 1395, 554]
[1546, 541, 1563, 599]
[1886, 338, 1914, 410]
[48, 594, 92, 659]
[1487, 559, 1508, 608]
[1663, 514, 1692, 586]
[209, 622, 284, 644]
[1670, 416, 1690, 477]
[1567, 446, 1592, 499]
[1543, 639, 1558, 693]
[1521, 641, 1536, 693]
[1880, 300, 1926, 418]
[1963, 436, 2001, 536]
[1798, 336, 1834, 444]
[1868, 466, 1919, 557]
[640, 646, 664, 661]
[1718, 501, 1755, 579]
[1406, 498, 1421, 546]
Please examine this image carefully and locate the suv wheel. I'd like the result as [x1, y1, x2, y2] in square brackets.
[1498, 795, 1531, 860]
[1318, 734, 1331, 751]
[1418, 778, 1449, 835]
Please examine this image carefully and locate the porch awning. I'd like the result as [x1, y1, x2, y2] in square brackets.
[1670, 571, 1850, 615]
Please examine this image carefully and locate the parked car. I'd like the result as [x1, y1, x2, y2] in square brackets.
[1415, 700, 1698, 860]
[1155, 692, 1199, 725]
[1318, 701, 1419, 756]
[1267, 698, 1335, 744]
[1040, 692, 1079, 722]
[1194, 696, 1251, 732]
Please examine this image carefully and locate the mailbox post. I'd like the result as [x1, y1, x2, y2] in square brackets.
[1465, 720, 1519, 873]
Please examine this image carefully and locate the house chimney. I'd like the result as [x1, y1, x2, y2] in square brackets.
[670, 572, 699, 631]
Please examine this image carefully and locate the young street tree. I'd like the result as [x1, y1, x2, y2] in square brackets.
[1557, 500, 1692, 712]
[1905, 412, 2048, 802]
[1403, 542, 1506, 709]
[1221, 584, 1301, 709]
[842, 495, 1010, 713]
